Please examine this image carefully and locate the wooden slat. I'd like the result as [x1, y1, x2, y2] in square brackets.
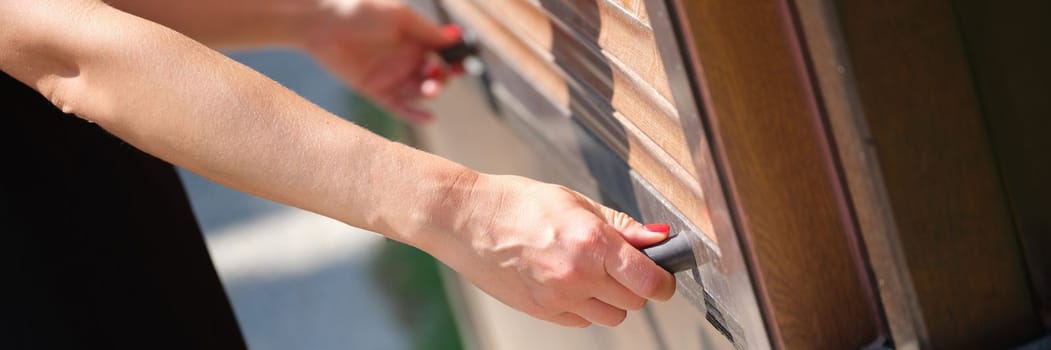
[531, 0, 670, 100]
[462, 0, 695, 180]
[953, 0, 1051, 329]
[671, 0, 884, 348]
[608, 0, 650, 24]
[443, 0, 716, 239]
[467, 0, 672, 102]
[837, 0, 1043, 347]
[789, 0, 926, 346]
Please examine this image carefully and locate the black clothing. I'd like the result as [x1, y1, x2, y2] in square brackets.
[0, 72, 246, 349]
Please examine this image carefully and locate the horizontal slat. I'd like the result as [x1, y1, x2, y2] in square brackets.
[529, 0, 669, 99]
[443, 0, 715, 240]
[462, 0, 699, 181]
[608, 0, 650, 24]
[470, 0, 672, 103]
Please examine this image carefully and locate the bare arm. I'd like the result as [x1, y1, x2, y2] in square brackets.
[102, 0, 320, 48]
[105, 0, 458, 121]
[1, 0, 451, 244]
[0, 0, 674, 328]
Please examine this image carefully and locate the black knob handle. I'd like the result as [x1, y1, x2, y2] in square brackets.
[641, 233, 698, 273]
[437, 25, 476, 64]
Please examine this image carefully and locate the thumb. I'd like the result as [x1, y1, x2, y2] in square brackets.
[595, 205, 669, 248]
[399, 8, 459, 48]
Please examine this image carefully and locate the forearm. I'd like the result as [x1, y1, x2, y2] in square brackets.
[0, 1, 472, 247]
[2, 1, 679, 329]
[103, 0, 323, 48]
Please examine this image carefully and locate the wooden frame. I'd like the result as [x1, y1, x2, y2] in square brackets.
[425, 0, 1050, 348]
[654, 0, 884, 348]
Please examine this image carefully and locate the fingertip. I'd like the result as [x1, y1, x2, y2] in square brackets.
[644, 223, 670, 234]
[412, 111, 435, 124]
[441, 24, 463, 42]
[552, 312, 591, 328]
[402, 9, 457, 47]
[423, 63, 446, 81]
[421, 79, 443, 98]
[393, 105, 434, 124]
[649, 268, 676, 302]
[621, 224, 669, 248]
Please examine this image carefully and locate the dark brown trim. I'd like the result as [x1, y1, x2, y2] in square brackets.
[835, 0, 1043, 347]
[668, 0, 884, 347]
[786, 0, 929, 347]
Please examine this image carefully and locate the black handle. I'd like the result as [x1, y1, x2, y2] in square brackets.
[437, 25, 476, 64]
[438, 41, 475, 64]
[641, 233, 698, 273]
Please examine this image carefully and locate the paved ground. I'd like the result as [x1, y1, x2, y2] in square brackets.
[178, 50, 410, 350]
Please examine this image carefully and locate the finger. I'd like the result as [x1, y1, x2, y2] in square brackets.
[394, 78, 425, 102]
[596, 278, 647, 311]
[595, 204, 668, 247]
[365, 46, 428, 95]
[571, 298, 628, 327]
[377, 95, 433, 123]
[399, 8, 459, 48]
[604, 230, 676, 301]
[421, 79, 443, 98]
[422, 60, 448, 82]
[538, 312, 591, 328]
[392, 103, 433, 123]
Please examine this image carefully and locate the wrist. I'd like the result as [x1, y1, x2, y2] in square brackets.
[397, 162, 484, 254]
[413, 172, 523, 266]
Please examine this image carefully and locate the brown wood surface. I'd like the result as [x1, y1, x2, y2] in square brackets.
[479, 0, 671, 101]
[462, 0, 695, 179]
[837, 0, 1043, 348]
[419, 68, 735, 350]
[442, 0, 716, 238]
[790, 0, 929, 346]
[608, 0, 650, 24]
[672, 0, 884, 348]
[953, 0, 1051, 329]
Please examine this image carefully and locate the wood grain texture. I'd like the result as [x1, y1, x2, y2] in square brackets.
[465, 0, 671, 102]
[462, 0, 696, 180]
[443, 0, 716, 238]
[789, 0, 927, 347]
[673, 0, 883, 348]
[837, 0, 1043, 347]
[609, 0, 649, 24]
[952, 0, 1051, 329]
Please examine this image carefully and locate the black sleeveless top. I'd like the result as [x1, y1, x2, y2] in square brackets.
[0, 72, 246, 349]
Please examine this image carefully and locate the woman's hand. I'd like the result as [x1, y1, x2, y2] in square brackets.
[19, 0, 671, 328]
[427, 174, 677, 327]
[99, 0, 458, 122]
[304, 0, 459, 122]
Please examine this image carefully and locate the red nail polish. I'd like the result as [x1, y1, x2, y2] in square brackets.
[423, 64, 445, 80]
[441, 24, 462, 41]
[644, 223, 670, 233]
[450, 62, 465, 75]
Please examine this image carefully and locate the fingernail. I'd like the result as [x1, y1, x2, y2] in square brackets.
[644, 223, 670, 234]
[442, 24, 462, 41]
[421, 80, 442, 98]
